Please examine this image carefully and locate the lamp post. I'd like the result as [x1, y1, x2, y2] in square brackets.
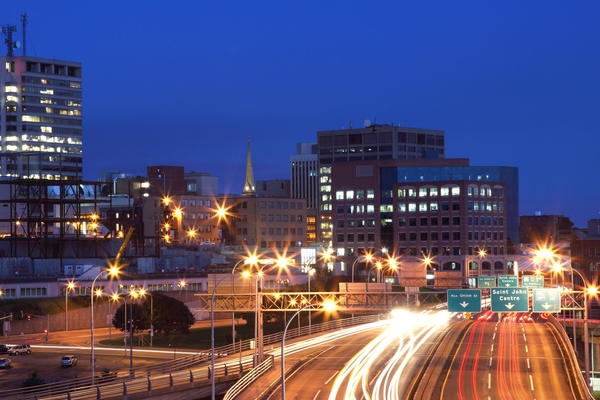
[91, 266, 119, 381]
[570, 266, 595, 391]
[281, 302, 335, 400]
[351, 254, 373, 283]
[307, 269, 314, 334]
[65, 281, 75, 331]
[211, 258, 249, 400]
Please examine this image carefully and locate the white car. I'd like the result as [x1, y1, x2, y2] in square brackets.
[8, 344, 31, 355]
[0, 358, 11, 368]
[61, 355, 78, 367]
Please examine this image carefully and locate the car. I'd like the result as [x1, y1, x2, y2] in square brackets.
[0, 344, 8, 354]
[8, 344, 31, 355]
[0, 358, 11, 368]
[61, 355, 77, 367]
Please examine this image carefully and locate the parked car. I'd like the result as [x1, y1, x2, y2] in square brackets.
[8, 344, 31, 355]
[0, 344, 9, 354]
[61, 355, 77, 367]
[0, 358, 11, 368]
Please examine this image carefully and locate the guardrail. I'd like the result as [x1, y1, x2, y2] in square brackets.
[547, 315, 594, 400]
[1, 314, 386, 399]
[223, 355, 274, 400]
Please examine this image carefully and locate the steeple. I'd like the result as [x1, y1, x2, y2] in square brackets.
[242, 137, 256, 196]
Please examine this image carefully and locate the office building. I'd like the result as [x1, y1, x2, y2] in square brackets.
[0, 56, 82, 180]
[317, 124, 445, 243]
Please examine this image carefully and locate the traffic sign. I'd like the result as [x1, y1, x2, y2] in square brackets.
[522, 275, 544, 288]
[532, 288, 561, 313]
[491, 287, 529, 312]
[447, 289, 482, 313]
[478, 276, 496, 288]
[497, 275, 519, 287]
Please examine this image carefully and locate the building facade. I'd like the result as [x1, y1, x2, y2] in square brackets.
[330, 158, 519, 286]
[317, 125, 445, 244]
[0, 56, 82, 180]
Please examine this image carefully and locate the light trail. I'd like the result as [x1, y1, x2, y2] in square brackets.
[328, 310, 451, 400]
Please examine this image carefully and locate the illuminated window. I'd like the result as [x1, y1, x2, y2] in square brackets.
[451, 187, 460, 196]
[441, 187, 450, 196]
[407, 189, 417, 197]
[356, 190, 364, 199]
[419, 202, 427, 212]
[336, 191, 344, 200]
[408, 203, 417, 212]
[367, 190, 375, 199]
[5, 85, 17, 93]
[346, 190, 354, 200]
[419, 188, 428, 197]
[6, 95, 18, 102]
[430, 202, 438, 211]
[366, 205, 375, 213]
[398, 189, 406, 198]
[430, 188, 438, 196]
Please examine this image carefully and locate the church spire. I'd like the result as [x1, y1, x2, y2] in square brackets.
[242, 137, 256, 196]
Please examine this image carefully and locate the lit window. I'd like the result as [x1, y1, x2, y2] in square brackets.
[430, 202, 438, 211]
[408, 203, 417, 212]
[407, 189, 417, 197]
[419, 203, 427, 212]
[441, 187, 450, 196]
[336, 191, 344, 200]
[367, 205, 375, 213]
[380, 205, 393, 212]
[367, 190, 375, 199]
[398, 203, 406, 213]
[346, 190, 354, 200]
[430, 188, 438, 196]
[451, 187, 460, 196]
[419, 188, 428, 197]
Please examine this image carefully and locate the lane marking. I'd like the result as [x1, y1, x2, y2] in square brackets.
[489, 357, 493, 367]
[488, 372, 491, 389]
[313, 390, 321, 400]
[325, 371, 338, 385]
[529, 374, 535, 391]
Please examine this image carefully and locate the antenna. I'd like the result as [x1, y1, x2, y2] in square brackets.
[20, 13, 27, 56]
[1, 25, 18, 57]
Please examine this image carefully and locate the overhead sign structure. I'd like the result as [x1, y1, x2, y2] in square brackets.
[447, 289, 482, 313]
[491, 287, 529, 312]
[497, 275, 519, 287]
[478, 276, 496, 288]
[532, 288, 561, 313]
[522, 275, 544, 288]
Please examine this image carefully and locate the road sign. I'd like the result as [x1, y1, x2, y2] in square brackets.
[497, 275, 519, 287]
[478, 276, 496, 288]
[447, 289, 482, 313]
[491, 287, 529, 312]
[532, 288, 561, 313]
[522, 275, 544, 288]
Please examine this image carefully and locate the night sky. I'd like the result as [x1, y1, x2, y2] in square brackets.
[2, 1, 599, 228]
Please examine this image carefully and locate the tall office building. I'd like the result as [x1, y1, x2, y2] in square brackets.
[0, 56, 82, 180]
[291, 142, 318, 243]
[317, 124, 445, 243]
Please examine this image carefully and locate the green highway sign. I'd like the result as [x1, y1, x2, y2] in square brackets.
[497, 275, 519, 287]
[491, 287, 529, 312]
[448, 289, 482, 313]
[532, 288, 561, 313]
[478, 276, 496, 288]
[522, 275, 544, 288]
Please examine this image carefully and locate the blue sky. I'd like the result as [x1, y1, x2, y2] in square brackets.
[3, 1, 599, 227]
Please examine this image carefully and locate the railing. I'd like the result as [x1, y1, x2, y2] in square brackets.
[223, 355, 274, 400]
[0, 314, 386, 399]
[547, 315, 594, 400]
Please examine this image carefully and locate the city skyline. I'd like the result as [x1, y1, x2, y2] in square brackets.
[2, 1, 598, 228]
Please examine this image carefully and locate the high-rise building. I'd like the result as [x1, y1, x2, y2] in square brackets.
[0, 56, 82, 180]
[291, 142, 318, 243]
[317, 124, 445, 243]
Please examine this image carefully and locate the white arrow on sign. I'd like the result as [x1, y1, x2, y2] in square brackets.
[460, 301, 469, 308]
[505, 303, 515, 309]
[504, 283, 511, 287]
[542, 303, 552, 310]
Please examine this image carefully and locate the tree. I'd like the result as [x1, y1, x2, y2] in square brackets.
[112, 303, 149, 334]
[22, 371, 45, 387]
[142, 293, 195, 336]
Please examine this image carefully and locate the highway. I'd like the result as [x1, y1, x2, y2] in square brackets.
[266, 310, 455, 400]
[440, 312, 580, 400]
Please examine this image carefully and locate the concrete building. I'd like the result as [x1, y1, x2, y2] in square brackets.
[317, 124, 445, 244]
[290, 142, 318, 244]
[330, 158, 519, 287]
[0, 56, 82, 180]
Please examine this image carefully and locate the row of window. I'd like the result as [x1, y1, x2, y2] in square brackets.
[259, 201, 303, 209]
[399, 216, 504, 227]
[398, 186, 504, 198]
[258, 227, 304, 236]
[335, 189, 376, 200]
[396, 201, 504, 213]
[0, 287, 48, 297]
[181, 199, 212, 207]
[398, 230, 504, 242]
[398, 246, 505, 256]
[260, 214, 304, 222]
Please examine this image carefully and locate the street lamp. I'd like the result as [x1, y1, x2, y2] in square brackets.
[351, 253, 373, 283]
[211, 257, 251, 400]
[65, 281, 75, 331]
[281, 301, 335, 400]
[179, 280, 188, 303]
[91, 266, 119, 381]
